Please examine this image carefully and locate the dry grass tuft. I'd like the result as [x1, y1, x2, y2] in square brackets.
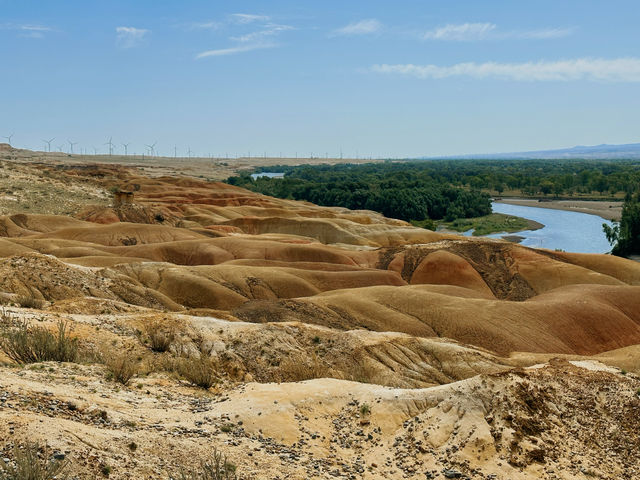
[0, 442, 68, 480]
[15, 294, 46, 309]
[177, 354, 218, 389]
[179, 447, 237, 480]
[0, 316, 79, 364]
[138, 317, 180, 353]
[170, 335, 218, 389]
[104, 350, 139, 385]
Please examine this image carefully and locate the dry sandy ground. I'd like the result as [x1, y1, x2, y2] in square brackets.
[495, 198, 623, 221]
[1, 306, 639, 480]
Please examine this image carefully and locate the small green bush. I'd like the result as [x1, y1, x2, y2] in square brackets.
[100, 464, 111, 477]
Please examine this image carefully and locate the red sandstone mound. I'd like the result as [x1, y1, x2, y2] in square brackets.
[0, 253, 179, 310]
[34, 222, 206, 246]
[409, 249, 494, 297]
[111, 262, 406, 310]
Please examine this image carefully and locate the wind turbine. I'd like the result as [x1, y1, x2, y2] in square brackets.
[187, 147, 193, 158]
[122, 143, 129, 156]
[92, 146, 98, 155]
[42, 137, 55, 152]
[67, 139, 78, 154]
[2, 133, 14, 145]
[57, 144, 64, 152]
[145, 142, 157, 157]
[104, 137, 115, 155]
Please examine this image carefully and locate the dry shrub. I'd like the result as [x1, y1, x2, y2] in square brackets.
[15, 294, 45, 310]
[179, 447, 237, 480]
[0, 318, 79, 364]
[104, 350, 139, 385]
[139, 317, 181, 353]
[0, 442, 68, 480]
[177, 354, 218, 389]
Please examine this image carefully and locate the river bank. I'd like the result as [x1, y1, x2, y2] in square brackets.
[495, 198, 622, 221]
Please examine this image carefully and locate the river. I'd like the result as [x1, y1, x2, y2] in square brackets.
[250, 172, 285, 179]
[486, 202, 614, 254]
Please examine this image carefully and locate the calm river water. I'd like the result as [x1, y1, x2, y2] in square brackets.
[485, 202, 614, 254]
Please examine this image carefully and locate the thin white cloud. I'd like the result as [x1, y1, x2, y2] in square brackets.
[332, 19, 382, 36]
[187, 21, 221, 31]
[422, 22, 574, 41]
[116, 26, 149, 48]
[423, 22, 495, 41]
[1, 23, 54, 38]
[196, 14, 293, 59]
[18, 24, 52, 32]
[230, 14, 270, 24]
[371, 58, 640, 82]
[518, 27, 575, 39]
[231, 23, 293, 43]
[196, 43, 275, 58]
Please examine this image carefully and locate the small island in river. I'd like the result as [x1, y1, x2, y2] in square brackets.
[437, 212, 544, 237]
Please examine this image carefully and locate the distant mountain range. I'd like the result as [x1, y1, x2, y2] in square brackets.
[426, 142, 640, 160]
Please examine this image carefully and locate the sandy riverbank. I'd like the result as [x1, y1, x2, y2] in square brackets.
[495, 198, 623, 221]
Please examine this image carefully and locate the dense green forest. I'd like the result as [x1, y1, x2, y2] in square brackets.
[227, 164, 492, 222]
[226, 159, 640, 223]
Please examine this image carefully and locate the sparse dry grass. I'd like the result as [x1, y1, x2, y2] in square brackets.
[177, 354, 218, 389]
[0, 442, 68, 480]
[138, 317, 179, 353]
[276, 352, 332, 382]
[0, 161, 108, 216]
[15, 294, 45, 310]
[178, 447, 237, 480]
[104, 350, 139, 385]
[0, 316, 79, 364]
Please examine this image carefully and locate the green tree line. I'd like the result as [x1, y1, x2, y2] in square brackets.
[251, 159, 640, 198]
[227, 163, 492, 222]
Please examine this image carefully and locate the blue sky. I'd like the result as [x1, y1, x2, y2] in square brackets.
[2, 0, 640, 158]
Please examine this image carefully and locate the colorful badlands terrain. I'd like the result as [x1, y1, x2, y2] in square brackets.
[0, 158, 638, 479]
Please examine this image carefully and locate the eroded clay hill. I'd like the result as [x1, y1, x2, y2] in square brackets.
[0, 159, 639, 479]
[0, 162, 638, 358]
